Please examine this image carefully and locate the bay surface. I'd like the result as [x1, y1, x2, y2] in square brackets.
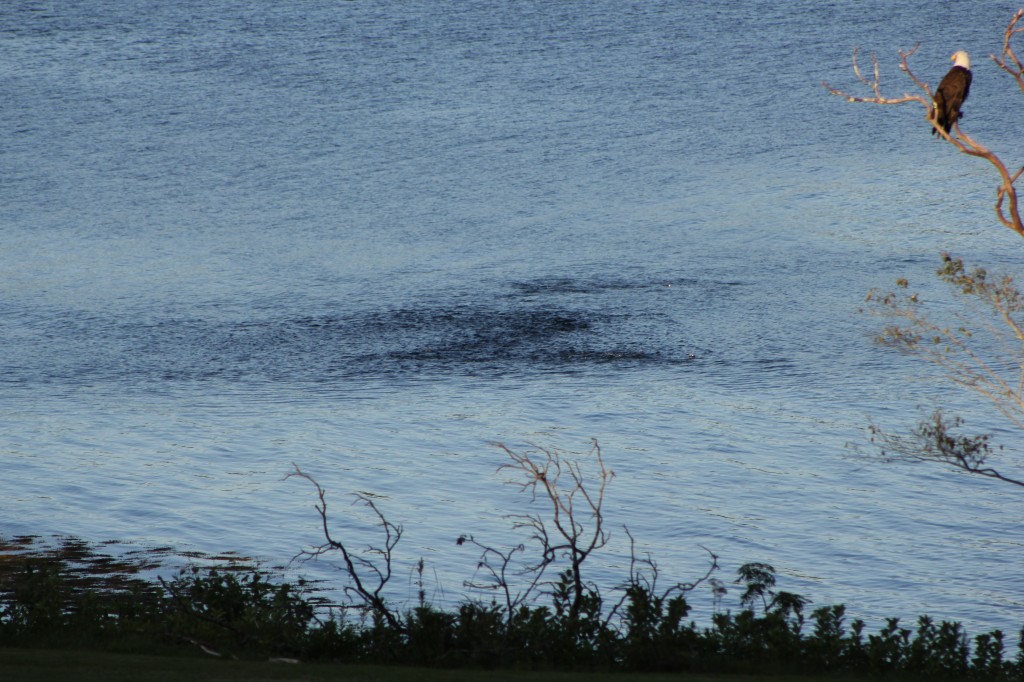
[2, 0, 1022, 634]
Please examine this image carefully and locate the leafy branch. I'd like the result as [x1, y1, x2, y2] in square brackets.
[865, 254, 1024, 431]
[869, 411, 1022, 488]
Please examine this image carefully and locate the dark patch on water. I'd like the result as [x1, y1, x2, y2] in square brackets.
[121, 303, 687, 383]
[506, 275, 734, 298]
[377, 306, 664, 368]
[3, 275, 720, 387]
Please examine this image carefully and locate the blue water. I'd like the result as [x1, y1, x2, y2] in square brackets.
[3, 0, 1024, 634]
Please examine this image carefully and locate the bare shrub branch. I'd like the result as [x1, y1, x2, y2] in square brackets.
[457, 534, 545, 625]
[286, 465, 404, 632]
[492, 439, 613, 620]
[620, 528, 719, 603]
[604, 527, 720, 629]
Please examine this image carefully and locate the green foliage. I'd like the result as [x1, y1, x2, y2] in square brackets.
[1, 534, 1021, 678]
[0, 537, 165, 648]
[452, 601, 505, 666]
[736, 562, 777, 614]
[543, 569, 613, 667]
[805, 605, 848, 670]
[403, 605, 456, 665]
[611, 582, 698, 671]
[160, 567, 317, 655]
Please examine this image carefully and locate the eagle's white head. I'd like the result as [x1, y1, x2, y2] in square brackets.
[951, 50, 971, 69]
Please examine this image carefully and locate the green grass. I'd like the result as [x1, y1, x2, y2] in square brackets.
[0, 647, 871, 682]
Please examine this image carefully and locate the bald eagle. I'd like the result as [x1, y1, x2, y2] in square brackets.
[932, 50, 971, 136]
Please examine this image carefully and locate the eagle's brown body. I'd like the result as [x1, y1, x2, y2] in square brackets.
[933, 51, 972, 135]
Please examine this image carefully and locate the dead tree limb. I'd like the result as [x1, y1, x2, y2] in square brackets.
[823, 19, 1024, 238]
[993, 8, 1024, 94]
[861, 251, 1024, 487]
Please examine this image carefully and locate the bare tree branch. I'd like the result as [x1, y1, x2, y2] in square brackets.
[822, 45, 930, 107]
[824, 21, 1024, 238]
[992, 8, 1024, 94]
